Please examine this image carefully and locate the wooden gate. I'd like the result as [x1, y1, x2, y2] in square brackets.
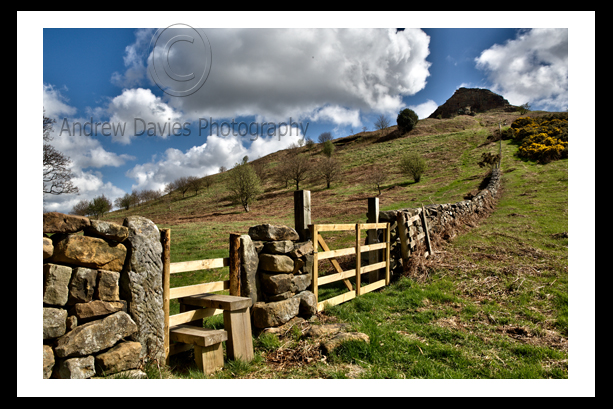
[309, 222, 390, 312]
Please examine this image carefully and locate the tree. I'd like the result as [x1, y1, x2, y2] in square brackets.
[518, 102, 531, 114]
[318, 132, 333, 144]
[172, 176, 197, 198]
[114, 193, 132, 210]
[284, 153, 312, 190]
[399, 152, 427, 183]
[305, 137, 315, 151]
[322, 140, 335, 158]
[219, 165, 227, 173]
[43, 110, 79, 196]
[226, 161, 262, 212]
[374, 114, 391, 131]
[366, 164, 387, 195]
[88, 195, 112, 219]
[397, 108, 419, 134]
[317, 157, 342, 189]
[71, 199, 91, 216]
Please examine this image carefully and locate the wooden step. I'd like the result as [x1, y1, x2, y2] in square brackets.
[178, 293, 252, 311]
[169, 324, 227, 347]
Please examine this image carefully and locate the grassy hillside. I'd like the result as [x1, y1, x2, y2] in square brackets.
[104, 108, 569, 380]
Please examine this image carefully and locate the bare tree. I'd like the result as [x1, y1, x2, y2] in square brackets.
[172, 176, 197, 198]
[43, 110, 79, 196]
[366, 164, 387, 195]
[71, 199, 91, 216]
[317, 157, 342, 189]
[284, 153, 312, 190]
[374, 114, 391, 131]
[318, 132, 333, 144]
[219, 165, 227, 173]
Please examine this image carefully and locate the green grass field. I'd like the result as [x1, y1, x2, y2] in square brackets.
[105, 110, 570, 381]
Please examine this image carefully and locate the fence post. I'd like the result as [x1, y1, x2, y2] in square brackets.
[160, 228, 171, 365]
[367, 197, 381, 283]
[294, 190, 311, 242]
[355, 224, 362, 297]
[229, 233, 241, 297]
[309, 224, 319, 306]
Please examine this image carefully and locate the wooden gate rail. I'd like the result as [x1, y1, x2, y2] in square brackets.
[160, 229, 241, 363]
[308, 222, 390, 312]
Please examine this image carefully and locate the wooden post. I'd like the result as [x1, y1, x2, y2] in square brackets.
[294, 190, 311, 242]
[160, 228, 171, 365]
[421, 206, 433, 258]
[355, 224, 362, 297]
[396, 212, 410, 273]
[367, 197, 381, 283]
[229, 233, 241, 297]
[385, 223, 391, 286]
[309, 224, 319, 305]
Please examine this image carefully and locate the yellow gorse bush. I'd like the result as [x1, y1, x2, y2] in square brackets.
[511, 114, 568, 163]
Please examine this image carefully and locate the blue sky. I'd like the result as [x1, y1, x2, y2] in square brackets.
[20, 12, 595, 396]
[30, 13, 591, 215]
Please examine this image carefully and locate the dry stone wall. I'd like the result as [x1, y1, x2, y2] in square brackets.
[42, 212, 164, 379]
[379, 169, 502, 272]
[241, 224, 317, 329]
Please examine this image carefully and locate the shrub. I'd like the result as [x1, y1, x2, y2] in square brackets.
[397, 108, 419, 134]
[511, 115, 568, 163]
[399, 152, 427, 183]
[322, 140, 335, 157]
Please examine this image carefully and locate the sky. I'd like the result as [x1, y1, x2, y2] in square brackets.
[21, 12, 595, 396]
[31, 13, 592, 215]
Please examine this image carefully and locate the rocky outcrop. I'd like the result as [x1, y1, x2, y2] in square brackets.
[428, 88, 515, 119]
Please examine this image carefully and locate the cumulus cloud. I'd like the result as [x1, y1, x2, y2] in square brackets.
[475, 28, 568, 111]
[125, 125, 305, 192]
[408, 99, 439, 119]
[118, 28, 431, 125]
[43, 84, 135, 213]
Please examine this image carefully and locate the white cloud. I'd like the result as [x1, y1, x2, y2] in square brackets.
[125, 125, 305, 192]
[42, 84, 135, 213]
[408, 100, 439, 119]
[99, 88, 183, 144]
[475, 28, 568, 111]
[117, 28, 432, 126]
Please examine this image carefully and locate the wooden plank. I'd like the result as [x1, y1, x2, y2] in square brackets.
[368, 199, 381, 285]
[360, 279, 386, 295]
[316, 223, 357, 232]
[169, 324, 227, 347]
[169, 257, 229, 274]
[360, 222, 388, 230]
[360, 242, 387, 252]
[160, 228, 171, 364]
[317, 235, 353, 291]
[406, 214, 421, 224]
[168, 307, 222, 327]
[355, 224, 361, 296]
[317, 290, 356, 312]
[361, 261, 387, 274]
[178, 293, 252, 311]
[317, 269, 356, 286]
[223, 308, 254, 362]
[229, 233, 241, 296]
[169, 281, 229, 299]
[318, 247, 356, 260]
[195, 343, 224, 375]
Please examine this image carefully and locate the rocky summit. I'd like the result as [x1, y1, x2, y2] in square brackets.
[428, 87, 515, 119]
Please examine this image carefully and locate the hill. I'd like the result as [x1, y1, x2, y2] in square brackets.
[102, 106, 569, 379]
